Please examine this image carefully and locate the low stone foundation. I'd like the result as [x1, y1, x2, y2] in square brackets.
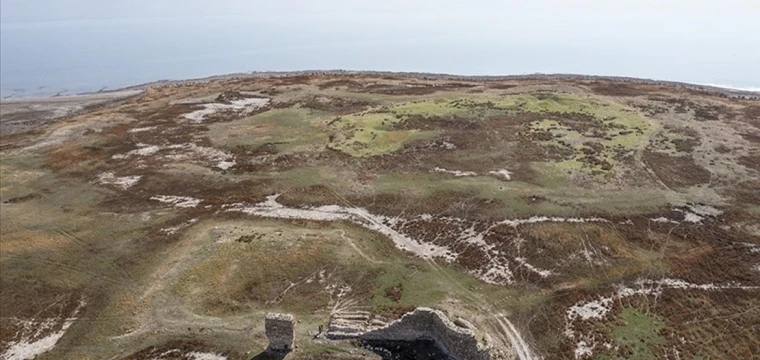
[265, 313, 295, 352]
[327, 310, 388, 340]
[360, 307, 491, 360]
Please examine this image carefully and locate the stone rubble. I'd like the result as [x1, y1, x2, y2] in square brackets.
[361, 307, 491, 360]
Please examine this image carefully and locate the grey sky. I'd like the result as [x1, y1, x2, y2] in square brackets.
[4, 0, 757, 49]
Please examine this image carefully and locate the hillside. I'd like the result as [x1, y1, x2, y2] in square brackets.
[1, 73, 759, 360]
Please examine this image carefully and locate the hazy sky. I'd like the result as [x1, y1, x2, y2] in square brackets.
[2, 1, 758, 39]
[1, 0, 758, 95]
[2, 1, 759, 22]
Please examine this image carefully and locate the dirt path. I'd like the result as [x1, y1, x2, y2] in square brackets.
[495, 314, 537, 360]
[338, 230, 384, 264]
[638, 157, 673, 191]
[114, 190, 541, 357]
[424, 258, 537, 360]
[108, 222, 260, 341]
[274, 189, 539, 359]
[424, 255, 537, 360]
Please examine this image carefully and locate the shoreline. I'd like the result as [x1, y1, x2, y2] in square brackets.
[3, 70, 759, 103]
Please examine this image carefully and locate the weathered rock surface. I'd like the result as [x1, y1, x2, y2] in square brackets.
[265, 313, 295, 351]
[360, 307, 491, 360]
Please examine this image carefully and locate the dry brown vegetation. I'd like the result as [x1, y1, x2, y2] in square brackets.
[1, 73, 758, 360]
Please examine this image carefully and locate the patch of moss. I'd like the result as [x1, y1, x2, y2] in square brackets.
[606, 307, 666, 360]
[207, 107, 329, 152]
[327, 112, 438, 157]
[521, 94, 651, 175]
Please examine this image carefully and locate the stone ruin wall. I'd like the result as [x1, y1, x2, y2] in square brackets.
[360, 307, 491, 360]
[265, 313, 295, 351]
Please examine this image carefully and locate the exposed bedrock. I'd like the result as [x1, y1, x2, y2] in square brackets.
[360, 307, 491, 360]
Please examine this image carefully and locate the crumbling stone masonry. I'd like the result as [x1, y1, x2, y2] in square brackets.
[327, 310, 388, 340]
[361, 307, 491, 360]
[265, 313, 295, 352]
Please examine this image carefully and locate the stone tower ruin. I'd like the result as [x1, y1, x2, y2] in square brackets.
[265, 313, 296, 352]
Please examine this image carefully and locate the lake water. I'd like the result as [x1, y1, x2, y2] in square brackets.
[2, 1, 759, 98]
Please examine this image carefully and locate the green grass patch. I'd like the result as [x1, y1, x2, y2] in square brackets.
[0, 153, 49, 202]
[389, 99, 504, 119]
[371, 169, 674, 216]
[275, 166, 337, 187]
[746, 205, 760, 214]
[600, 307, 666, 360]
[327, 112, 439, 157]
[172, 220, 481, 317]
[531, 119, 564, 130]
[515, 93, 652, 174]
[207, 106, 329, 152]
[371, 263, 448, 310]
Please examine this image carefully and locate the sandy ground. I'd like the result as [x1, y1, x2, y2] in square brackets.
[0, 90, 142, 135]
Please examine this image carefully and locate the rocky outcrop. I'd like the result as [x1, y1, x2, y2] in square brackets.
[265, 313, 295, 352]
[360, 307, 491, 360]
